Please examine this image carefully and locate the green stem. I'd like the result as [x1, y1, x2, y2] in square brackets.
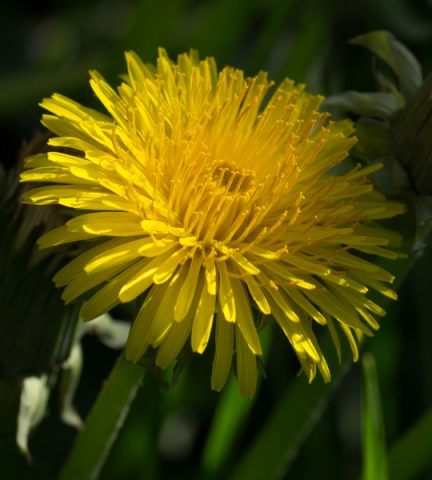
[59, 354, 145, 480]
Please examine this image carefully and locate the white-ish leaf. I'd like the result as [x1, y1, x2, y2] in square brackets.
[17, 375, 50, 461]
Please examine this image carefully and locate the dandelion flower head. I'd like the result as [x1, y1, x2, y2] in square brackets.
[21, 49, 405, 397]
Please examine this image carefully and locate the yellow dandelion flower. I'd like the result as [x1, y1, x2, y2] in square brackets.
[21, 48, 405, 398]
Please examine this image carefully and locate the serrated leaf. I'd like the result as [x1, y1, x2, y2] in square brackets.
[350, 30, 422, 100]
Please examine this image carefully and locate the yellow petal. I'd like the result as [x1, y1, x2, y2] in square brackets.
[205, 256, 217, 296]
[232, 252, 260, 275]
[37, 225, 94, 248]
[148, 279, 184, 347]
[125, 285, 166, 362]
[211, 309, 234, 392]
[191, 276, 216, 354]
[67, 212, 144, 236]
[119, 249, 176, 303]
[153, 247, 189, 284]
[217, 262, 236, 323]
[235, 325, 257, 399]
[283, 254, 331, 276]
[174, 254, 203, 322]
[62, 259, 130, 304]
[283, 286, 326, 325]
[79, 258, 149, 320]
[243, 275, 270, 315]
[231, 278, 262, 355]
[263, 262, 316, 290]
[84, 238, 149, 274]
[54, 237, 128, 285]
[156, 308, 194, 368]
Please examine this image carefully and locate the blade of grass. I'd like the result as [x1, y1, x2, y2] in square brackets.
[361, 353, 388, 480]
[201, 374, 256, 479]
[201, 328, 272, 479]
[230, 333, 349, 480]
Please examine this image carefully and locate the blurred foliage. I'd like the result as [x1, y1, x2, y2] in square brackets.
[1, 0, 432, 479]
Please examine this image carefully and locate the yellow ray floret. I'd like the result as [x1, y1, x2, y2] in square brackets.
[21, 48, 405, 397]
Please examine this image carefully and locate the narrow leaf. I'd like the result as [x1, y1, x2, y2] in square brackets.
[361, 353, 388, 480]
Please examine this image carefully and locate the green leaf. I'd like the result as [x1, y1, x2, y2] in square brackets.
[361, 353, 388, 480]
[230, 333, 347, 480]
[352, 117, 392, 162]
[388, 406, 432, 480]
[324, 91, 402, 119]
[350, 31, 422, 100]
[201, 376, 255, 478]
[59, 355, 144, 480]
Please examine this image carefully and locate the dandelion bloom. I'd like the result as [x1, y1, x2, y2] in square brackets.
[21, 49, 404, 397]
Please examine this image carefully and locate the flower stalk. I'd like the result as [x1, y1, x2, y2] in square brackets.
[59, 355, 144, 480]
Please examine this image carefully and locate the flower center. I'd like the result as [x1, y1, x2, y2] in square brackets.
[212, 161, 255, 195]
